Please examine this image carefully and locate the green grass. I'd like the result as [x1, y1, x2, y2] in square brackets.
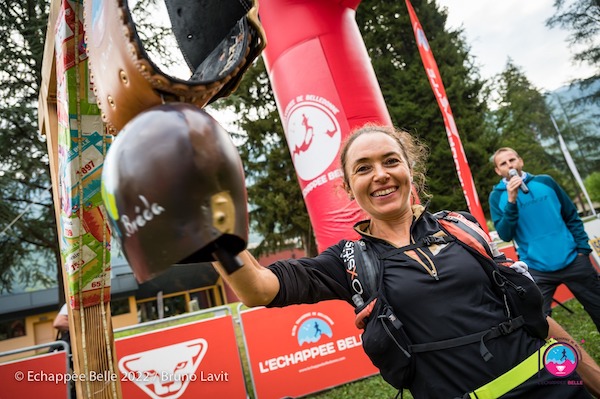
[113, 300, 598, 399]
[550, 298, 600, 359]
[303, 375, 402, 399]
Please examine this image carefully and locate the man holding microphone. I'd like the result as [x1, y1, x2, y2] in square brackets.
[489, 147, 600, 332]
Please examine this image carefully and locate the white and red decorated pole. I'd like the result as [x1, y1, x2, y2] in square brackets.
[405, 0, 488, 233]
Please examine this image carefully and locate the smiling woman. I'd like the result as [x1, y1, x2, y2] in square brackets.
[211, 123, 600, 399]
[339, 125, 427, 244]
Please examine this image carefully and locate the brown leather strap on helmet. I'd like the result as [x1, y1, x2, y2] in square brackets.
[84, 0, 266, 134]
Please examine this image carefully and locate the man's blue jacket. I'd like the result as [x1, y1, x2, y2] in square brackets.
[489, 173, 591, 272]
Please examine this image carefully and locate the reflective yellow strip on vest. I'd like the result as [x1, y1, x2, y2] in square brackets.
[469, 339, 556, 399]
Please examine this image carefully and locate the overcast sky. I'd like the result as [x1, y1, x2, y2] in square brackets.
[208, 1, 597, 126]
[436, 0, 596, 93]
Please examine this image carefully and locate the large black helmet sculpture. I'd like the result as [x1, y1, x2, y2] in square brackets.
[87, 0, 266, 282]
[102, 104, 248, 283]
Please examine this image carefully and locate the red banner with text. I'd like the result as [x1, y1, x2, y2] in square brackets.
[405, 0, 488, 232]
[240, 300, 378, 399]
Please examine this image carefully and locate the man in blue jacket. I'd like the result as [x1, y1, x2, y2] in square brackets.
[489, 147, 600, 332]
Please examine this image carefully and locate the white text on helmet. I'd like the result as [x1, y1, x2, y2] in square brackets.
[121, 195, 165, 237]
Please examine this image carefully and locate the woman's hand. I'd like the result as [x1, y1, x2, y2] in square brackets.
[212, 250, 280, 307]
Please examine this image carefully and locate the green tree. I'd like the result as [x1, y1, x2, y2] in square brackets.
[584, 171, 600, 203]
[547, 0, 600, 102]
[486, 61, 576, 193]
[216, 58, 317, 257]
[218, 0, 500, 257]
[0, 0, 58, 293]
[357, 0, 498, 215]
[0, 0, 177, 293]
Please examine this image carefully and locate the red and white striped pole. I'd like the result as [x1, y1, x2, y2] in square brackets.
[405, 0, 489, 233]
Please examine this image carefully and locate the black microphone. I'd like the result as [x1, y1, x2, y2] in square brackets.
[508, 169, 529, 194]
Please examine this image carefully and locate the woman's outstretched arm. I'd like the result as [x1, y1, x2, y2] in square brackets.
[212, 250, 280, 307]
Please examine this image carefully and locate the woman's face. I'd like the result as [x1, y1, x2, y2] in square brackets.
[344, 132, 412, 221]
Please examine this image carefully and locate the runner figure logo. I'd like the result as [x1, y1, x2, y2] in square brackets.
[544, 341, 578, 377]
[285, 96, 341, 182]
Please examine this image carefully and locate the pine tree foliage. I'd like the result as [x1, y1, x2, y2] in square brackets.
[216, 0, 501, 257]
[585, 172, 600, 203]
[356, 0, 498, 214]
[486, 61, 576, 192]
[215, 58, 317, 257]
[0, 0, 57, 293]
[547, 0, 600, 103]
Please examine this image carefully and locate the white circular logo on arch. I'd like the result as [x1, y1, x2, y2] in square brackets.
[285, 97, 341, 181]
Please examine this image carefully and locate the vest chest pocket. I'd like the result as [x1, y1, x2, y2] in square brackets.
[360, 296, 415, 390]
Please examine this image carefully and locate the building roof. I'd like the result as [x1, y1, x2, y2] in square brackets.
[0, 257, 216, 320]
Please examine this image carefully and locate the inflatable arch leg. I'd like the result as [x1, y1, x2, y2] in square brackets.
[260, 0, 392, 251]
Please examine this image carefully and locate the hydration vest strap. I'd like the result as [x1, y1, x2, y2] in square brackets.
[466, 338, 556, 399]
[356, 240, 379, 301]
[436, 211, 494, 259]
[379, 236, 452, 260]
[410, 317, 525, 358]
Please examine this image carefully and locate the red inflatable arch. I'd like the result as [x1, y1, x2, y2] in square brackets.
[259, 0, 392, 251]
